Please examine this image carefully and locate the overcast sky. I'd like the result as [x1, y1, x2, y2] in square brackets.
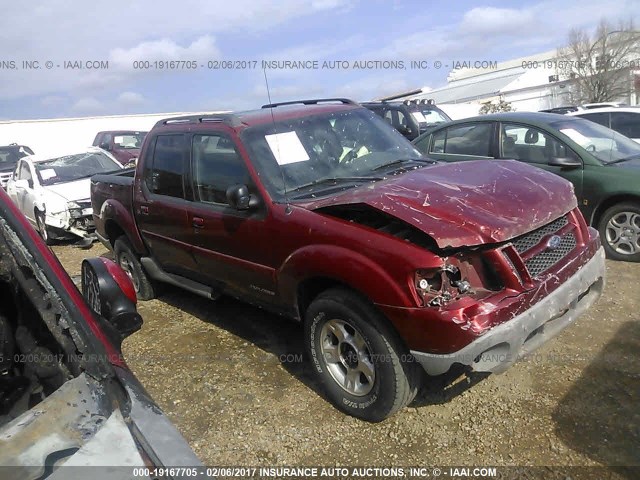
[0, 0, 638, 119]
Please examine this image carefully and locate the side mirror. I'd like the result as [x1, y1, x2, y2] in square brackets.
[548, 157, 582, 169]
[226, 184, 259, 211]
[99, 141, 112, 151]
[81, 258, 142, 342]
[14, 179, 30, 189]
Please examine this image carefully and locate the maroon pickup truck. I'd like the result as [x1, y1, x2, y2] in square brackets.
[91, 98, 605, 422]
[93, 130, 147, 165]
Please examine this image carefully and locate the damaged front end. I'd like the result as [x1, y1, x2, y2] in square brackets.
[46, 199, 96, 243]
[315, 201, 605, 376]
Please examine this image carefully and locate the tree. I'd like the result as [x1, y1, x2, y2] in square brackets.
[556, 19, 640, 104]
[479, 98, 513, 114]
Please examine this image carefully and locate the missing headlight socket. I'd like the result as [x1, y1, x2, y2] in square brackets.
[416, 260, 475, 307]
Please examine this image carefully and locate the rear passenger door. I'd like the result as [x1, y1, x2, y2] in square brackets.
[135, 133, 198, 277]
[185, 131, 277, 303]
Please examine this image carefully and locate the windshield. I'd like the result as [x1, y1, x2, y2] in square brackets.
[0, 146, 32, 166]
[550, 118, 640, 163]
[415, 108, 451, 127]
[113, 132, 146, 150]
[241, 108, 427, 199]
[35, 151, 120, 186]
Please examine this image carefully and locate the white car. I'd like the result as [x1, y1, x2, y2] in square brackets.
[6, 147, 123, 245]
[567, 106, 640, 143]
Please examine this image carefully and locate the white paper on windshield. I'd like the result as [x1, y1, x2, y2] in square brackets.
[560, 128, 591, 146]
[114, 136, 124, 144]
[411, 111, 427, 123]
[265, 131, 310, 165]
[39, 168, 57, 180]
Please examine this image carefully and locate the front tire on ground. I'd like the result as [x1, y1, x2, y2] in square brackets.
[304, 288, 420, 422]
[598, 202, 640, 262]
[35, 210, 55, 246]
[113, 237, 156, 300]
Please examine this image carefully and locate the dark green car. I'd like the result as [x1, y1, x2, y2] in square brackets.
[412, 112, 640, 262]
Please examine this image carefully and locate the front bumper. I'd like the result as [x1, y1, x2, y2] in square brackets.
[410, 246, 606, 376]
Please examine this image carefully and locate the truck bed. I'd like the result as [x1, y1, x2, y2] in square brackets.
[90, 169, 136, 242]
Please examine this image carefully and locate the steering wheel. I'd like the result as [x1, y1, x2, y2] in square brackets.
[341, 143, 369, 165]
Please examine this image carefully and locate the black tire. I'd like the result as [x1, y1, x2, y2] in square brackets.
[35, 210, 55, 246]
[113, 237, 156, 300]
[304, 287, 420, 422]
[597, 202, 640, 262]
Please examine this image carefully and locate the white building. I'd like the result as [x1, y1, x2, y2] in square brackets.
[0, 111, 226, 156]
[405, 49, 639, 113]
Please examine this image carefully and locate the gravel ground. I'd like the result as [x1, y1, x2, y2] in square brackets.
[52, 242, 639, 479]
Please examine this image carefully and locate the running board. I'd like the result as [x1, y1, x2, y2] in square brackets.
[140, 257, 222, 300]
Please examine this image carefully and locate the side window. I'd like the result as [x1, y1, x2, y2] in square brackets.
[610, 112, 640, 138]
[429, 123, 493, 156]
[502, 124, 577, 164]
[192, 134, 252, 205]
[413, 133, 432, 154]
[581, 112, 610, 128]
[19, 162, 33, 186]
[395, 109, 408, 129]
[383, 108, 394, 125]
[146, 134, 186, 198]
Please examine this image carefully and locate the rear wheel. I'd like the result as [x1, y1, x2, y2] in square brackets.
[35, 210, 54, 246]
[304, 288, 420, 422]
[114, 237, 156, 300]
[598, 202, 640, 262]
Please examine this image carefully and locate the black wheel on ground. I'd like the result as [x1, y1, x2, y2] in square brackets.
[113, 236, 156, 300]
[304, 287, 421, 422]
[597, 202, 640, 262]
[35, 210, 55, 246]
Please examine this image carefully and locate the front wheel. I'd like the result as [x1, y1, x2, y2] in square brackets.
[114, 237, 156, 300]
[35, 210, 55, 246]
[598, 202, 640, 262]
[304, 288, 420, 422]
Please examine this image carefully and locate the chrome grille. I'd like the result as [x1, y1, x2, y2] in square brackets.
[510, 215, 577, 278]
[525, 233, 576, 277]
[0, 172, 12, 188]
[513, 216, 568, 254]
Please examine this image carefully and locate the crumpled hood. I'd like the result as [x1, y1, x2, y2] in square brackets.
[44, 178, 91, 203]
[304, 160, 577, 249]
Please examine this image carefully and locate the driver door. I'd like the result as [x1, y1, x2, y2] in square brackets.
[9, 161, 37, 223]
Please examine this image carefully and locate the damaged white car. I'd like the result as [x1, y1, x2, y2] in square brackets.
[6, 148, 123, 246]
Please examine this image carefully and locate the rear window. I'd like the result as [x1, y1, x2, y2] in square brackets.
[145, 134, 186, 198]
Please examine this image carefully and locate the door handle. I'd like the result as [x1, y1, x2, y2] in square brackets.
[192, 217, 205, 229]
[140, 205, 149, 215]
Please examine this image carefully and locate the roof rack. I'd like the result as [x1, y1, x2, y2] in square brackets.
[153, 113, 243, 129]
[261, 98, 359, 109]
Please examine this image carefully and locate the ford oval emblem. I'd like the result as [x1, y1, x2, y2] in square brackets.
[546, 235, 562, 251]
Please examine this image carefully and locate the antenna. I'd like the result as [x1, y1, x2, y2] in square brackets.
[263, 68, 292, 215]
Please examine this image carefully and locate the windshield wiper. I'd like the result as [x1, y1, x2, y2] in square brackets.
[288, 176, 383, 194]
[372, 158, 433, 172]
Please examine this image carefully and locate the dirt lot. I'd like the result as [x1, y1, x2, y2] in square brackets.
[53, 243, 639, 478]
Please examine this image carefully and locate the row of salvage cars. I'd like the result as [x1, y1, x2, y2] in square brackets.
[0, 97, 627, 476]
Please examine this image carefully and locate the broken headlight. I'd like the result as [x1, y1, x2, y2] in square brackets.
[414, 255, 502, 307]
[67, 201, 83, 219]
